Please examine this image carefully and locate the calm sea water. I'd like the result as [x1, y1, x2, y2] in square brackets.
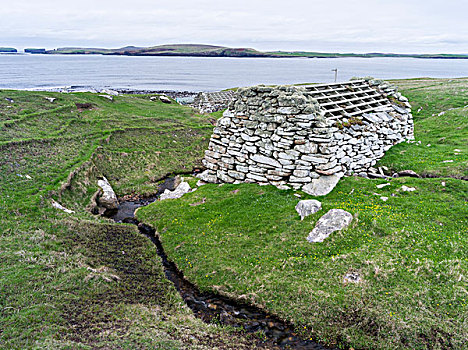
[1, 54, 467, 92]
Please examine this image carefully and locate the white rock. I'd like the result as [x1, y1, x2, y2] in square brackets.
[160, 182, 191, 200]
[401, 185, 416, 192]
[159, 95, 172, 104]
[197, 170, 218, 183]
[307, 209, 353, 242]
[196, 180, 207, 187]
[251, 154, 281, 168]
[101, 89, 119, 96]
[376, 183, 390, 189]
[97, 177, 119, 209]
[380, 196, 389, 201]
[343, 272, 362, 284]
[302, 174, 342, 196]
[51, 199, 74, 214]
[441, 181, 446, 187]
[99, 94, 114, 101]
[442, 160, 454, 163]
[45, 97, 56, 103]
[295, 200, 322, 220]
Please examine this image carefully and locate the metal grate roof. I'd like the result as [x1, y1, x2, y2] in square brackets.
[304, 80, 393, 119]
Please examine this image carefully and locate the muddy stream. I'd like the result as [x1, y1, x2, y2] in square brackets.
[107, 177, 335, 349]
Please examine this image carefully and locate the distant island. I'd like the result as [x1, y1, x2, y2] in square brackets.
[24, 44, 468, 59]
[0, 47, 17, 53]
[25, 48, 47, 54]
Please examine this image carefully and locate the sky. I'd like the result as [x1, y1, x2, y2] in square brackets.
[1, 0, 467, 53]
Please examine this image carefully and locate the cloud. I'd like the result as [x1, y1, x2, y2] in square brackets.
[1, 0, 467, 53]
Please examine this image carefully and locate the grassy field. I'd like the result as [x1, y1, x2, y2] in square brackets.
[137, 78, 468, 350]
[0, 91, 267, 349]
[1, 78, 467, 349]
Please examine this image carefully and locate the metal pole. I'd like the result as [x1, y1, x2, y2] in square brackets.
[331, 69, 338, 82]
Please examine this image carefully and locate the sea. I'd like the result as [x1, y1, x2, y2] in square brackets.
[1, 54, 467, 92]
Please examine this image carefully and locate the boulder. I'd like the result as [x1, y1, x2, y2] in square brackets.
[160, 182, 191, 200]
[295, 199, 322, 220]
[307, 209, 353, 242]
[97, 177, 119, 209]
[302, 174, 342, 196]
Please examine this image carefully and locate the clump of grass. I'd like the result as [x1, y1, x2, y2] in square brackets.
[0, 89, 259, 349]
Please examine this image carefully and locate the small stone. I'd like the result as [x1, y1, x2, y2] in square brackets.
[197, 170, 218, 183]
[442, 160, 454, 163]
[401, 185, 416, 192]
[159, 95, 172, 104]
[398, 169, 420, 178]
[380, 196, 388, 201]
[343, 272, 362, 284]
[376, 183, 390, 189]
[51, 199, 74, 214]
[99, 94, 114, 101]
[160, 182, 191, 200]
[295, 200, 322, 220]
[307, 209, 353, 242]
[45, 97, 56, 103]
[441, 181, 446, 187]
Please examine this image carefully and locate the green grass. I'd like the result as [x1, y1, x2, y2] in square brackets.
[137, 78, 468, 349]
[0, 90, 263, 349]
[1, 78, 467, 349]
[378, 78, 468, 178]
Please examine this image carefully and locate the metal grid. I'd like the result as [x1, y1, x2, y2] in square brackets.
[304, 80, 393, 119]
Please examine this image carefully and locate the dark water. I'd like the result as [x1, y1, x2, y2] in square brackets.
[1, 54, 467, 92]
[107, 177, 335, 349]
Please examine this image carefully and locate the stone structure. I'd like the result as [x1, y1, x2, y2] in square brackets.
[197, 78, 413, 194]
[193, 91, 235, 113]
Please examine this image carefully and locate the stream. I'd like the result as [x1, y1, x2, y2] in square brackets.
[107, 177, 335, 349]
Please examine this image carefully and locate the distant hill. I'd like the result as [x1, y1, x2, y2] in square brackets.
[0, 47, 17, 53]
[42, 44, 468, 59]
[47, 44, 268, 57]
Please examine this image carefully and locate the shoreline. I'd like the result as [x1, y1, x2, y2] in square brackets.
[1, 86, 200, 99]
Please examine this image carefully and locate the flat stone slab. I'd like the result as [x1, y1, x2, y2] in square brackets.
[295, 199, 322, 220]
[160, 182, 191, 200]
[302, 174, 342, 196]
[307, 209, 353, 242]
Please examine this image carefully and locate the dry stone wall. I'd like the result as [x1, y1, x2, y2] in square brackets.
[197, 79, 414, 195]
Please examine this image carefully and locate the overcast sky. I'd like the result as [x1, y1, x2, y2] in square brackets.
[1, 0, 467, 53]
